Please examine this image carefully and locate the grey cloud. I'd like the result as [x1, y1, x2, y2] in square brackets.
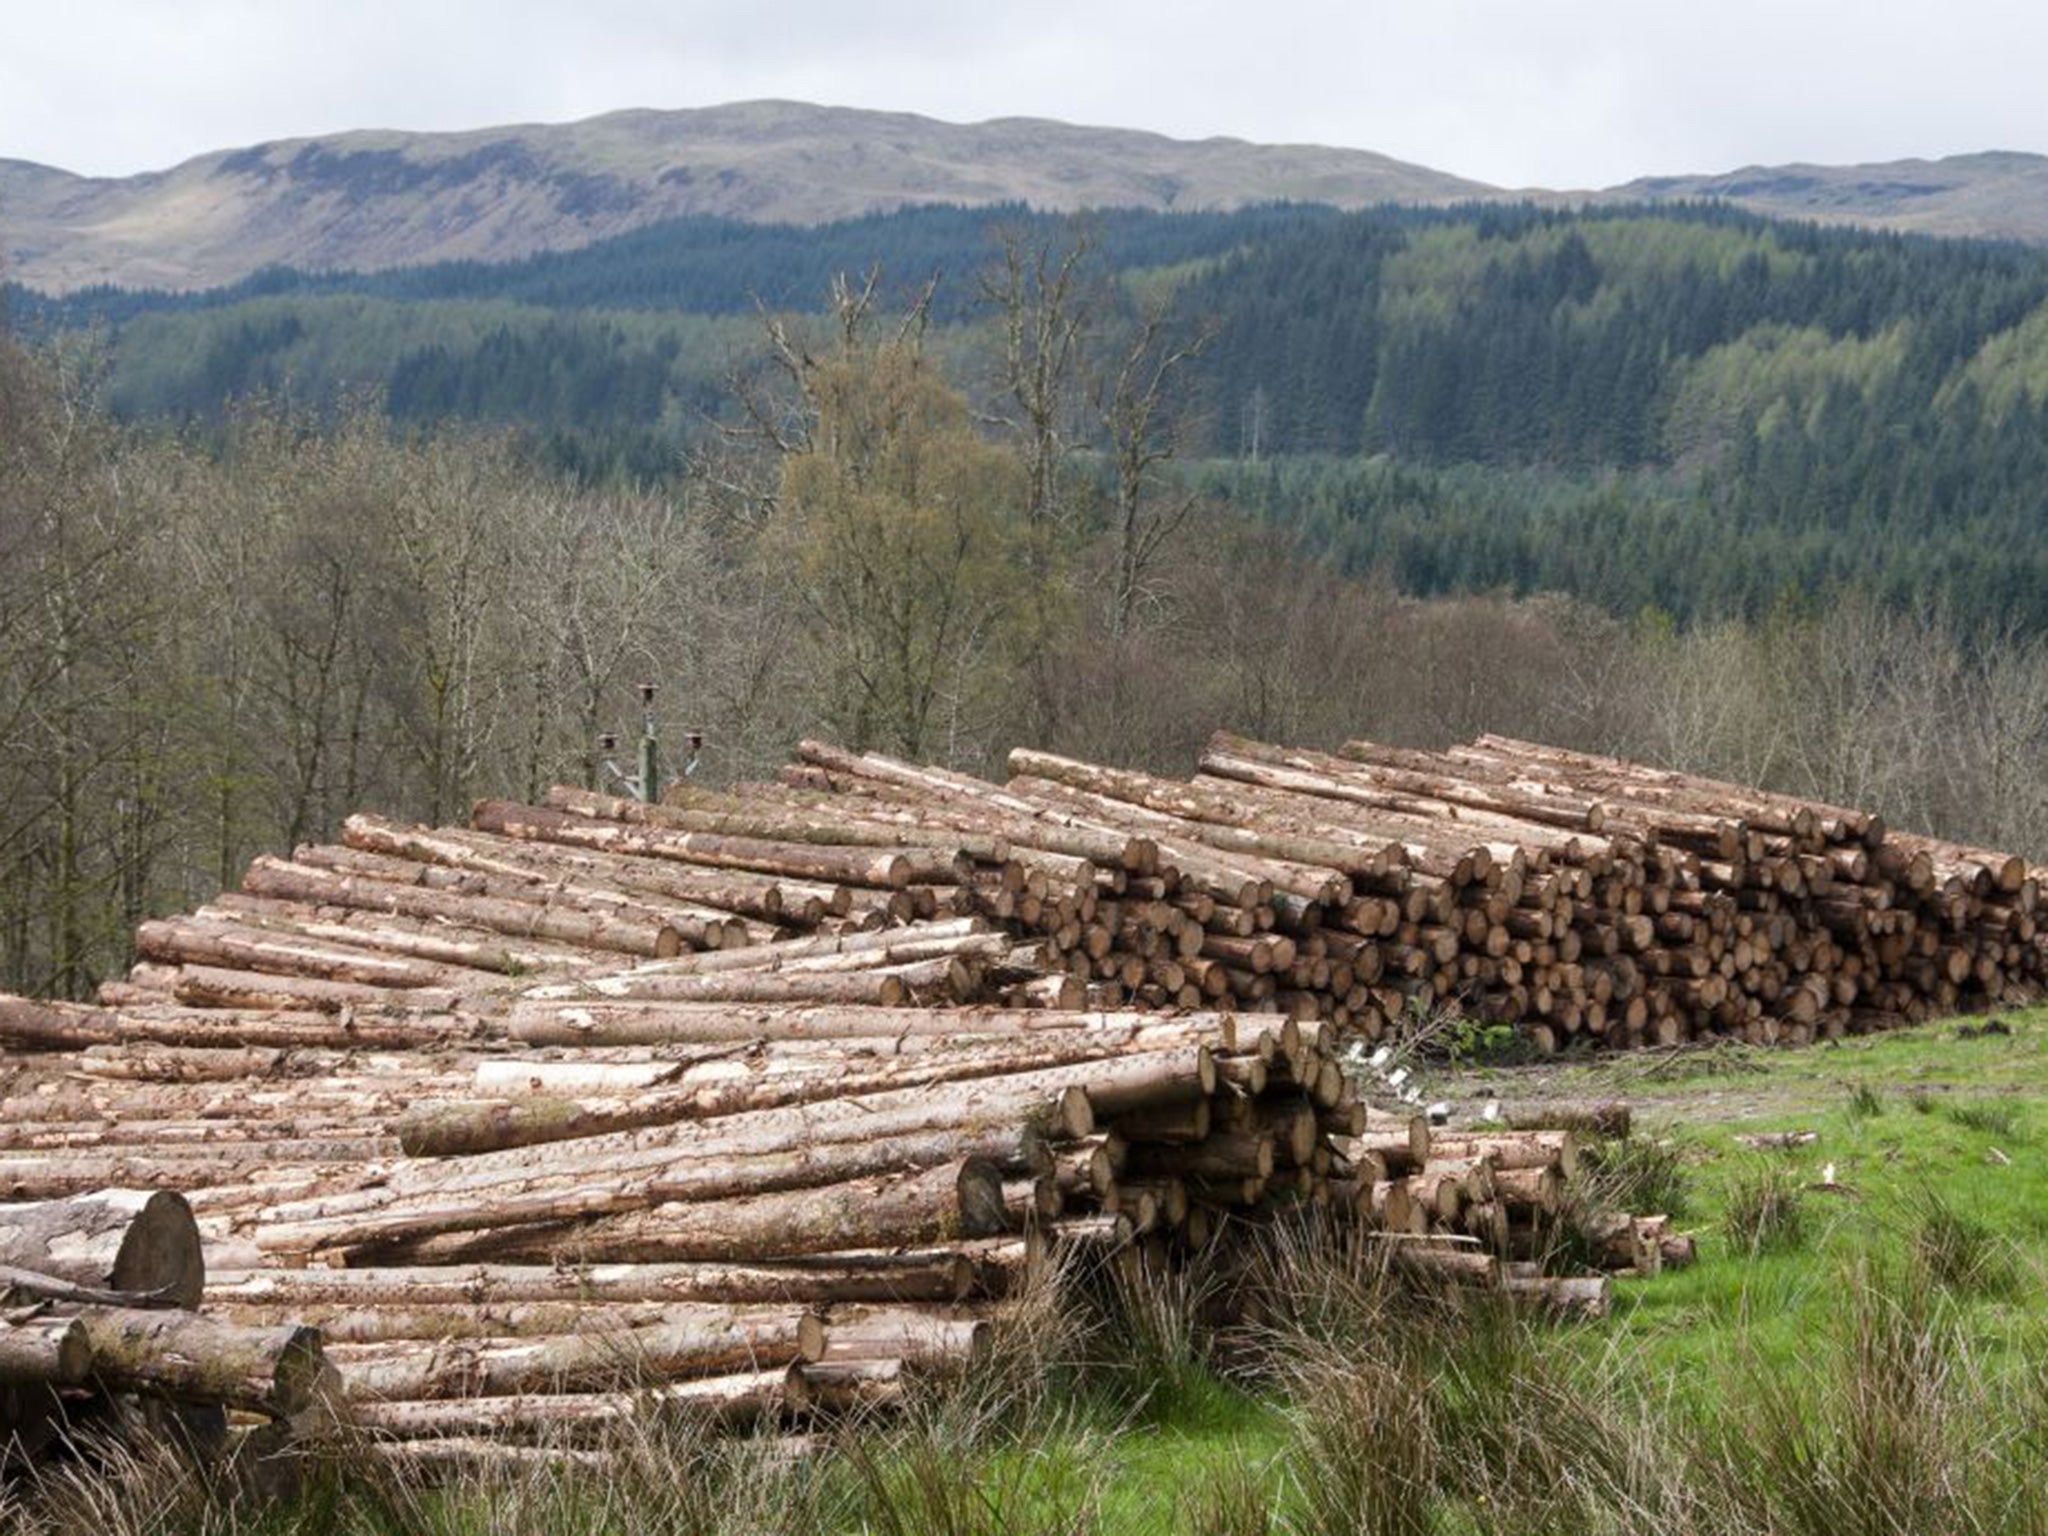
[2, 0, 2043, 186]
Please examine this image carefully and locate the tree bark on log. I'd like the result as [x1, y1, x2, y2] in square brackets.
[340, 816, 840, 926]
[1, 997, 486, 1052]
[207, 1255, 977, 1308]
[328, 1311, 821, 1401]
[550, 784, 996, 867]
[396, 1029, 1222, 1156]
[74, 1309, 325, 1416]
[240, 860, 686, 960]
[137, 920, 480, 989]
[343, 1370, 788, 1437]
[248, 1123, 1049, 1254]
[172, 965, 476, 1015]
[504, 1002, 1248, 1050]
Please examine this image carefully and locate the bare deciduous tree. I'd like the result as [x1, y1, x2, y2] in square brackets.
[1099, 302, 1214, 642]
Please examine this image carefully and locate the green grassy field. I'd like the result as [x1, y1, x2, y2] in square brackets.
[9, 1013, 2048, 1535]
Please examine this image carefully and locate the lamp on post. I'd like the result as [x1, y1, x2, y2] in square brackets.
[597, 684, 702, 803]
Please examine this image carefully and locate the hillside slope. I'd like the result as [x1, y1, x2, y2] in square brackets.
[1612, 151, 2048, 244]
[0, 100, 1495, 292]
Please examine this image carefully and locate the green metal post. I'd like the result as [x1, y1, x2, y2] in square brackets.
[639, 729, 660, 804]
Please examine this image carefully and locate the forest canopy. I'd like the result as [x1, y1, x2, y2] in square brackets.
[13, 199, 2048, 626]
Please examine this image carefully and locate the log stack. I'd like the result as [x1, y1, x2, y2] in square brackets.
[0, 994, 1359, 1465]
[969, 731, 2042, 1049]
[1336, 1114, 1695, 1318]
[85, 726, 2035, 1057]
[3, 722, 2031, 1473]
[736, 732, 2042, 1050]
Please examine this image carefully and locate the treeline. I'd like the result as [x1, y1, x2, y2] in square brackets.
[7, 283, 2048, 1001]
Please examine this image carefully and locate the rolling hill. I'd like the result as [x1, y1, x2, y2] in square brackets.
[0, 100, 1495, 292]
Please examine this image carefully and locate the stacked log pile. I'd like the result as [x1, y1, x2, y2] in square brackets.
[98, 793, 1084, 1019]
[753, 732, 2043, 1050]
[1, 995, 1366, 1464]
[88, 725, 2031, 1058]
[910, 729, 2036, 1050]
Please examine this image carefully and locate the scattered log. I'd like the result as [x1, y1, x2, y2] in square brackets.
[0, 1191, 204, 1308]
[74, 1309, 325, 1416]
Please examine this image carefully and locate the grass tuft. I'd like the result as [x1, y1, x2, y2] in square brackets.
[1907, 1187, 2019, 1300]
[1083, 1249, 1222, 1425]
[1173, 1447, 1279, 1536]
[1941, 1098, 2029, 1142]
[1577, 1133, 1692, 1222]
[1845, 1082, 1884, 1120]
[1723, 1160, 1808, 1254]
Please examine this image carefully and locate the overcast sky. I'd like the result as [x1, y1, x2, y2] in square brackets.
[4, 0, 2041, 188]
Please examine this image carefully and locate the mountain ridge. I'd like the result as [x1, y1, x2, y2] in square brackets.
[5, 100, 2047, 293]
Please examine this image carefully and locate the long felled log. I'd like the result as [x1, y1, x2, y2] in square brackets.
[216, 1298, 801, 1345]
[344, 1370, 789, 1438]
[137, 919, 479, 989]
[366, 1055, 1100, 1181]
[240, 857, 684, 959]
[473, 800, 927, 889]
[340, 816, 836, 925]
[171, 965, 476, 1016]
[381, 1159, 1010, 1266]
[197, 896, 607, 978]
[206, 1254, 980, 1308]
[3, 997, 485, 1052]
[394, 1027, 1222, 1157]
[0, 1191, 204, 1308]
[248, 1122, 1048, 1254]
[514, 968, 935, 1008]
[551, 785, 1003, 867]
[289, 842, 737, 933]
[0, 1315, 92, 1386]
[505, 1001, 1249, 1050]
[329, 1311, 823, 1401]
[521, 919, 991, 991]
